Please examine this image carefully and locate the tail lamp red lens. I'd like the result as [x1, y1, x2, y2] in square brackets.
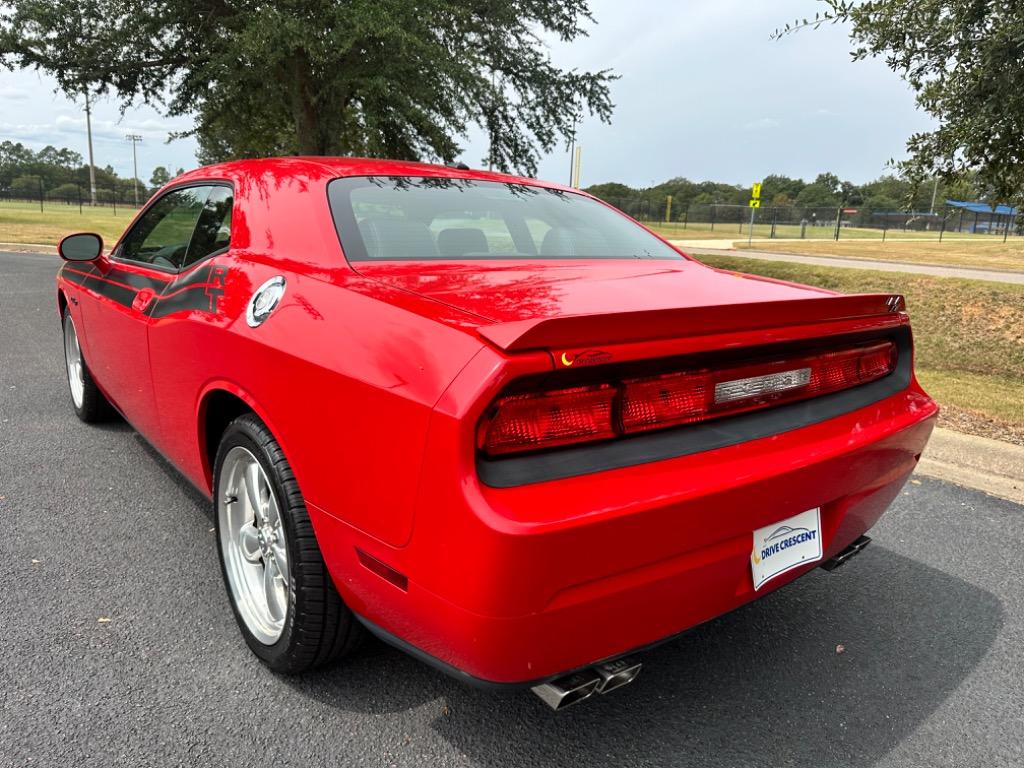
[480, 384, 617, 455]
[479, 340, 897, 456]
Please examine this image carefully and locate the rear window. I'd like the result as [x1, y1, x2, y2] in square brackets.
[327, 176, 682, 261]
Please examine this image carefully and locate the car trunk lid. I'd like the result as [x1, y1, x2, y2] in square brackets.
[354, 259, 904, 351]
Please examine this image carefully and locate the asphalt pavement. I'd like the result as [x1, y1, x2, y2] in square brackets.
[2, 250, 1022, 767]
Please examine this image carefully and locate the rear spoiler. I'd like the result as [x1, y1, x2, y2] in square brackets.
[477, 293, 905, 352]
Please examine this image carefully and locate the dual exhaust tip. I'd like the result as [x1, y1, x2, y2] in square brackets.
[531, 657, 642, 710]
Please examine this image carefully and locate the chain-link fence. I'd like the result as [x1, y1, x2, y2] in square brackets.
[1, 185, 148, 214]
[602, 197, 1020, 242]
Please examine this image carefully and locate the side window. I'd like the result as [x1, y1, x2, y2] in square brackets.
[119, 187, 210, 270]
[182, 186, 233, 269]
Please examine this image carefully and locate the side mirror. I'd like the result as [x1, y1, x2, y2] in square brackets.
[58, 232, 103, 262]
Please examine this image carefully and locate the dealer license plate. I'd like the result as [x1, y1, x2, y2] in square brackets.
[751, 508, 823, 591]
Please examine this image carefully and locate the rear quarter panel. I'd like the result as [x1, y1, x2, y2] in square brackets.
[147, 166, 484, 547]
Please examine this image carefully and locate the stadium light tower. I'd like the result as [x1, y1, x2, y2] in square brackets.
[126, 133, 143, 206]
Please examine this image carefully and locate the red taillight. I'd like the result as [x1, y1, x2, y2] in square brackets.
[480, 384, 617, 455]
[620, 372, 709, 432]
[480, 340, 897, 455]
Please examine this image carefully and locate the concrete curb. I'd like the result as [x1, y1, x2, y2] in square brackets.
[916, 428, 1024, 506]
[0, 242, 58, 254]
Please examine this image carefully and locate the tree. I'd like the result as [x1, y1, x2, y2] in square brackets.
[150, 166, 171, 188]
[585, 182, 638, 203]
[761, 174, 806, 206]
[1, 1, 615, 176]
[793, 173, 846, 209]
[11, 174, 42, 198]
[795, 182, 840, 209]
[48, 182, 82, 200]
[776, 1, 1024, 205]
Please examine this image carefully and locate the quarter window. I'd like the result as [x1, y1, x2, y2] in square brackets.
[117, 184, 233, 271]
[183, 187, 233, 268]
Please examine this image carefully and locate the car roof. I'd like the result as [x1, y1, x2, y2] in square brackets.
[172, 156, 580, 195]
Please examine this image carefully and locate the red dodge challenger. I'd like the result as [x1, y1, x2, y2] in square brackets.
[56, 158, 937, 709]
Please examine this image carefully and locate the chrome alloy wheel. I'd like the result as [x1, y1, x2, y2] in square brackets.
[218, 446, 290, 645]
[63, 313, 85, 409]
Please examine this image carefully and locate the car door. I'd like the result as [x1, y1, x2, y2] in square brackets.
[77, 185, 212, 440]
[146, 185, 238, 481]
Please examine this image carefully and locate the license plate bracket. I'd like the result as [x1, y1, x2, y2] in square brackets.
[751, 508, 823, 590]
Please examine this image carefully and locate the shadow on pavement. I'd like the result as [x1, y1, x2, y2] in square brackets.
[133, 433, 214, 520]
[298, 546, 1001, 766]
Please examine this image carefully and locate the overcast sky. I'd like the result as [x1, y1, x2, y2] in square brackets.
[0, 0, 932, 189]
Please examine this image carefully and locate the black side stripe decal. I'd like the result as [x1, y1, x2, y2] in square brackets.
[62, 262, 227, 318]
[148, 264, 227, 317]
[61, 264, 152, 309]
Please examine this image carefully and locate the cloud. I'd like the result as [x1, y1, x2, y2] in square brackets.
[0, 86, 30, 100]
[0, 122, 66, 144]
[743, 117, 782, 131]
[54, 114, 176, 142]
[1, 113, 180, 148]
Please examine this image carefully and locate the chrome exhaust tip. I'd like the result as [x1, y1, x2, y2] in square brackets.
[594, 657, 642, 694]
[531, 657, 643, 710]
[821, 535, 872, 572]
[531, 671, 601, 711]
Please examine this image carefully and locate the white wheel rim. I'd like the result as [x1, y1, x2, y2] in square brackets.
[218, 446, 289, 645]
[63, 314, 85, 409]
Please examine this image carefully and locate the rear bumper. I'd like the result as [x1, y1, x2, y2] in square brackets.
[312, 387, 937, 685]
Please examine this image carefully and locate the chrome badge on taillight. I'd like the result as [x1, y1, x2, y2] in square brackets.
[713, 368, 812, 405]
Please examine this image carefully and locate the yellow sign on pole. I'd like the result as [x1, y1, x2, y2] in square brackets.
[748, 181, 762, 244]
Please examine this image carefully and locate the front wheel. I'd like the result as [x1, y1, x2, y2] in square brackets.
[62, 308, 113, 423]
[213, 413, 363, 672]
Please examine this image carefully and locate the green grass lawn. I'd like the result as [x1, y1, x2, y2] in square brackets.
[697, 254, 1024, 444]
[0, 200, 139, 245]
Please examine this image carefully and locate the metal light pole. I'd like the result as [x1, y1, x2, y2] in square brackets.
[571, 145, 582, 189]
[84, 88, 97, 206]
[487, 70, 496, 173]
[567, 117, 577, 186]
[126, 133, 143, 206]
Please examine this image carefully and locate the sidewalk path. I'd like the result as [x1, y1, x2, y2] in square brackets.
[671, 243, 1024, 285]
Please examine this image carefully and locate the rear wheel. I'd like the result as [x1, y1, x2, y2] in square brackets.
[62, 308, 112, 423]
[214, 413, 363, 672]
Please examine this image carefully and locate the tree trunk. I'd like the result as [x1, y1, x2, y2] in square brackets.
[289, 51, 322, 154]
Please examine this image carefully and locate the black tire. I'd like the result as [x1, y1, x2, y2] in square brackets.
[62, 307, 114, 423]
[213, 413, 363, 673]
